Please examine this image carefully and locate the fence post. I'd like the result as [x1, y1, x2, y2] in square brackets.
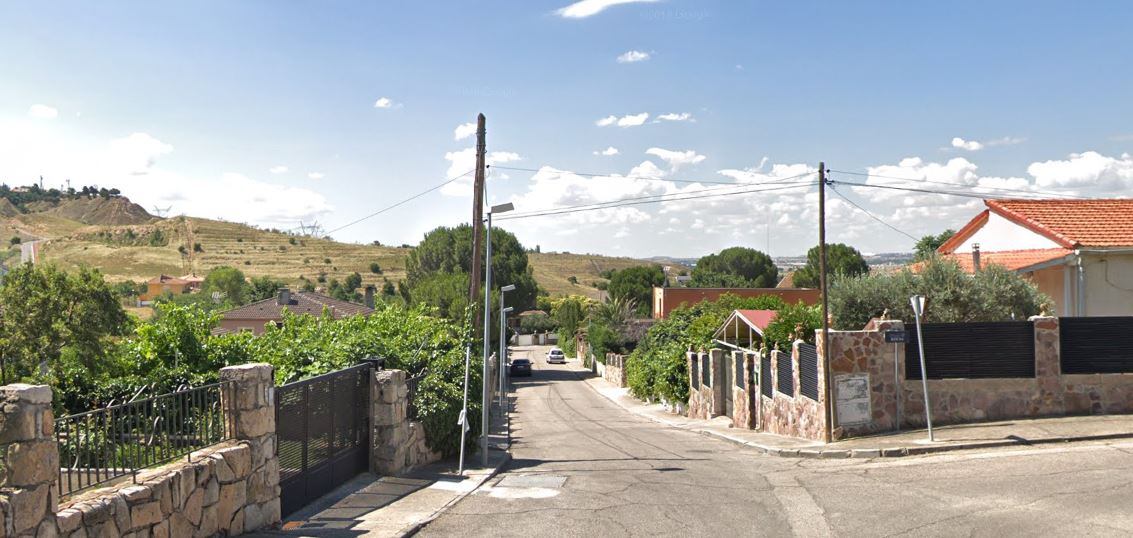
[218, 363, 280, 530]
[371, 369, 408, 474]
[710, 349, 726, 417]
[0, 383, 60, 536]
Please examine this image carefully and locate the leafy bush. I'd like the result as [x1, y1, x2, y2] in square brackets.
[763, 302, 822, 350]
[828, 257, 1052, 329]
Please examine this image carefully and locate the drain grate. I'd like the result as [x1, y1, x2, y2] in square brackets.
[495, 475, 567, 488]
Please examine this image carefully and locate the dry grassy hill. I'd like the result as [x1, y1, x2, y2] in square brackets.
[4, 203, 677, 297]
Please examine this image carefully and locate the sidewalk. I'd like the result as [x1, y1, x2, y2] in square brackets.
[583, 369, 1133, 459]
[254, 401, 512, 537]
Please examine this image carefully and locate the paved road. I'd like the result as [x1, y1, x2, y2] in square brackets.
[420, 347, 1133, 537]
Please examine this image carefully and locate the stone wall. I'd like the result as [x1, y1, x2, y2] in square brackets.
[831, 317, 1133, 439]
[603, 354, 628, 388]
[757, 343, 827, 442]
[371, 370, 441, 475]
[729, 351, 756, 430]
[686, 351, 712, 420]
[0, 363, 280, 537]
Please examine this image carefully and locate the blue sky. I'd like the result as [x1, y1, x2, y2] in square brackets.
[2, 0, 1132, 257]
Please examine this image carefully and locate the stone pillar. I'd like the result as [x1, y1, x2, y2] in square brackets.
[1031, 316, 1065, 415]
[218, 363, 281, 531]
[710, 349, 726, 417]
[0, 384, 60, 537]
[371, 369, 408, 475]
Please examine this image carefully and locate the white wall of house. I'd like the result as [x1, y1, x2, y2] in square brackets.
[953, 213, 1061, 253]
[1081, 254, 1133, 316]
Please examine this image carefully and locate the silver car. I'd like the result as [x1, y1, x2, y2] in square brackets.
[546, 348, 566, 364]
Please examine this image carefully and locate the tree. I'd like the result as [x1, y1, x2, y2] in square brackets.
[828, 257, 1052, 330]
[344, 272, 363, 293]
[202, 266, 248, 304]
[793, 243, 869, 288]
[404, 224, 539, 317]
[606, 265, 665, 317]
[0, 264, 130, 382]
[689, 247, 778, 288]
[369, 262, 382, 274]
[248, 275, 286, 302]
[550, 295, 592, 354]
[914, 229, 957, 261]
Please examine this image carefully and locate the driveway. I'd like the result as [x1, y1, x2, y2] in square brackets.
[420, 346, 1133, 537]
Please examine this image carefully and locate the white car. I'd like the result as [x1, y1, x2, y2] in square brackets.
[546, 348, 566, 364]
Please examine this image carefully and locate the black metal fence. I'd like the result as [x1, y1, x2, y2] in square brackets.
[760, 354, 773, 398]
[406, 373, 425, 421]
[56, 381, 234, 497]
[1060, 316, 1133, 374]
[905, 321, 1036, 379]
[798, 344, 819, 401]
[777, 351, 794, 396]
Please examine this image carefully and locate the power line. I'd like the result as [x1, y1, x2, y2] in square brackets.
[497, 181, 813, 221]
[828, 185, 918, 241]
[497, 171, 816, 220]
[325, 169, 475, 236]
[829, 169, 1089, 200]
[491, 164, 808, 187]
[829, 179, 1010, 201]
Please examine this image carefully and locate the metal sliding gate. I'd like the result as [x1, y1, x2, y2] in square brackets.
[276, 363, 372, 517]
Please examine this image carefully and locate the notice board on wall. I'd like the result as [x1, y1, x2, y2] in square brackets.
[834, 374, 871, 426]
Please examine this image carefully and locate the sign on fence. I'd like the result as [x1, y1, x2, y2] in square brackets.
[884, 330, 907, 343]
[834, 374, 872, 426]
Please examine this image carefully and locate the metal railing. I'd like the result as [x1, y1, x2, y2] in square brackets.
[55, 381, 235, 497]
[405, 373, 425, 421]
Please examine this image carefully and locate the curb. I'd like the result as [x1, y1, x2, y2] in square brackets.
[580, 376, 1133, 460]
[399, 450, 512, 537]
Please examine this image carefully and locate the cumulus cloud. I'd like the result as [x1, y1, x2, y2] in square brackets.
[440, 148, 522, 196]
[616, 50, 650, 63]
[28, 104, 58, 119]
[951, 136, 1025, 151]
[373, 97, 398, 109]
[0, 122, 331, 227]
[307, 172, 325, 180]
[269, 165, 288, 174]
[645, 148, 706, 171]
[555, 0, 658, 18]
[1028, 151, 1133, 192]
[655, 112, 693, 123]
[454, 122, 477, 141]
[594, 146, 620, 156]
[596, 112, 649, 127]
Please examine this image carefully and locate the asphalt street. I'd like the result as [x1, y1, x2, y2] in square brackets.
[419, 346, 1133, 537]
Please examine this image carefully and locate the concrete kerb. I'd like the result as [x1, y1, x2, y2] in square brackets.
[580, 373, 1133, 460]
[400, 451, 512, 537]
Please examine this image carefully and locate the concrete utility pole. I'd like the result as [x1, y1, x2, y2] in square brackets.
[818, 162, 833, 444]
[469, 114, 488, 323]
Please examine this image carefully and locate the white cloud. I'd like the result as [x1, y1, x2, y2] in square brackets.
[454, 122, 477, 141]
[951, 136, 1025, 151]
[307, 172, 325, 180]
[594, 146, 620, 156]
[555, 0, 658, 18]
[616, 50, 650, 63]
[373, 97, 398, 109]
[0, 122, 331, 228]
[655, 112, 693, 123]
[1028, 151, 1133, 192]
[441, 148, 522, 196]
[951, 137, 984, 151]
[28, 104, 58, 119]
[595, 112, 649, 127]
[269, 165, 288, 174]
[645, 147, 706, 171]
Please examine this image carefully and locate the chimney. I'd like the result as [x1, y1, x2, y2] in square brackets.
[972, 243, 981, 273]
[277, 288, 291, 306]
[364, 285, 375, 308]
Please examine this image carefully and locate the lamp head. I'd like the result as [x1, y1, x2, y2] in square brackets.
[490, 202, 515, 214]
[502, 306, 514, 314]
[500, 284, 517, 292]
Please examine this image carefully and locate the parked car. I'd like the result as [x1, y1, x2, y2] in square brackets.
[546, 348, 566, 364]
[509, 358, 532, 377]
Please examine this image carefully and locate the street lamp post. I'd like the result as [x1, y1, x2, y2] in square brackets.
[482, 203, 513, 467]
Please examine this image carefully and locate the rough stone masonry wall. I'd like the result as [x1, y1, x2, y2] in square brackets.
[371, 370, 441, 475]
[0, 363, 281, 538]
[827, 320, 902, 439]
[758, 343, 827, 442]
[603, 354, 627, 388]
[729, 351, 755, 430]
[686, 351, 712, 420]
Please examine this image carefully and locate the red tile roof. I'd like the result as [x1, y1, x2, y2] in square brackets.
[735, 309, 779, 331]
[987, 199, 1133, 248]
[939, 248, 1073, 273]
[220, 291, 373, 321]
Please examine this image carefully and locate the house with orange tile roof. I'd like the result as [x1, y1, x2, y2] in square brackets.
[216, 288, 374, 335]
[938, 199, 1133, 316]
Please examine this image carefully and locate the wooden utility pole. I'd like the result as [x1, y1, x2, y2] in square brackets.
[469, 114, 488, 324]
[818, 162, 833, 443]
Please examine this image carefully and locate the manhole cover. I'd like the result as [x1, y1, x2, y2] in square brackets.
[496, 475, 567, 488]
